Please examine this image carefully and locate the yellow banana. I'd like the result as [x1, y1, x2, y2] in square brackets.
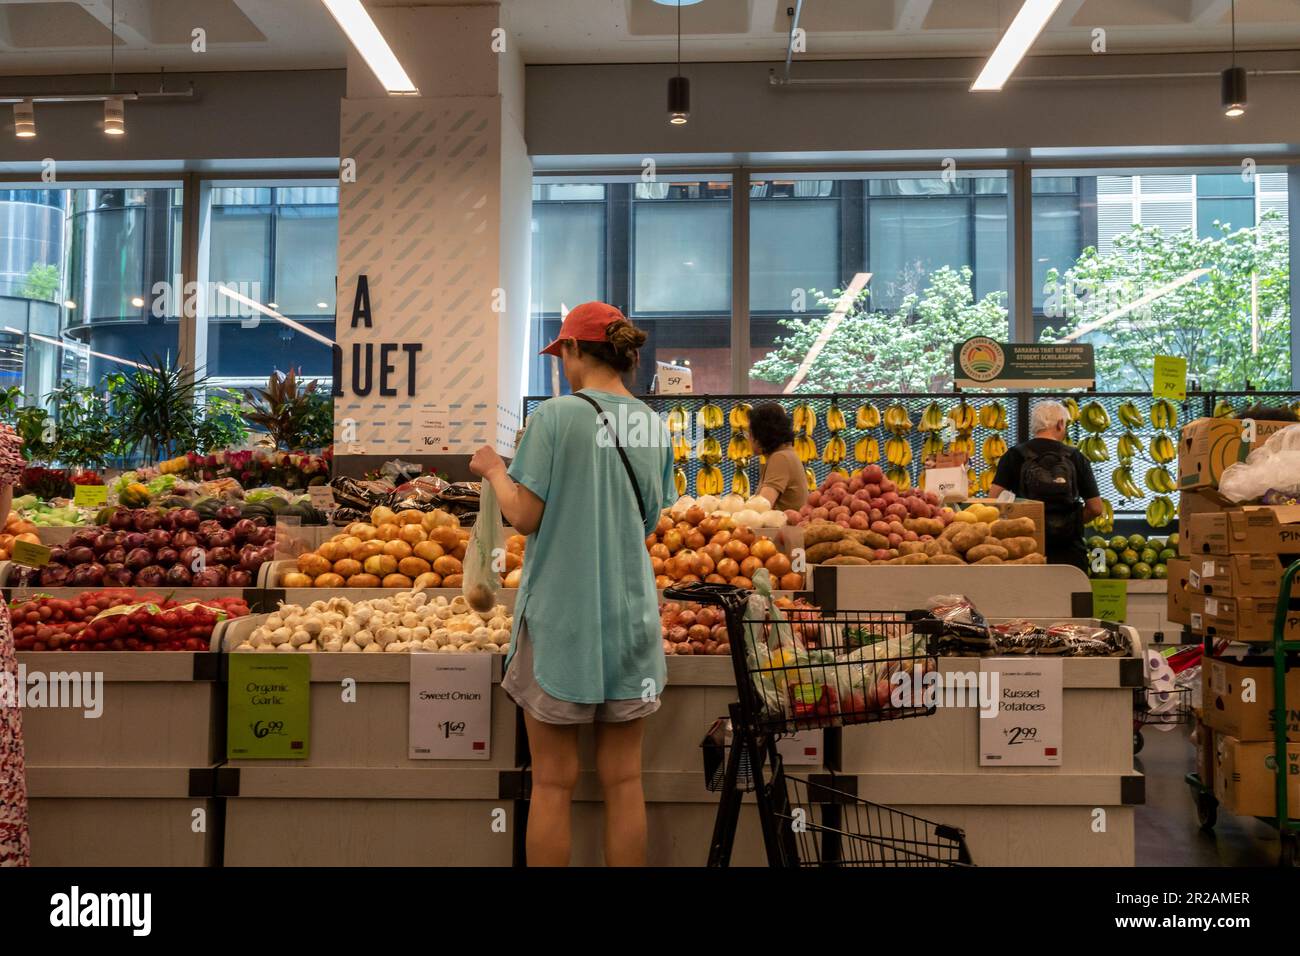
[1081, 401, 1110, 434]
[821, 436, 846, 465]
[854, 437, 880, 464]
[948, 435, 975, 457]
[885, 466, 911, 491]
[667, 405, 688, 434]
[1145, 466, 1176, 495]
[699, 402, 725, 430]
[919, 401, 945, 433]
[795, 435, 818, 463]
[1116, 433, 1141, 460]
[922, 433, 945, 459]
[672, 435, 691, 463]
[699, 434, 722, 465]
[674, 467, 687, 496]
[729, 403, 752, 430]
[1213, 400, 1235, 419]
[1150, 399, 1178, 431]
[695, 464, 724, 497]
[1087, 499, 1114, 533]
[805, 467, 818, 492]
[1146, 496, 1175, 529]
[1063, 397, 1080, 423]
[885, 436, 913, 468]
[826, 403, 846, 434]
[731, 467, 750, 498]
[982, 434, 1007, 464]
[1149, 433, 1176, 464]
[856, 404, 881, 429]
[1112, 466, 1142, 500]
[979, 402, 1007, 430]
[883, 403, 913, 435]
[947, 401, 976, 432]
[792, 402, 817, 437]
[1116, 401, 1144, 430]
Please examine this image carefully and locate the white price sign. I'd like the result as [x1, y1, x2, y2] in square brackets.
[776, 730, 822, 766]
[654, 361, 693, 395]
[409, 653, 493, 759]
[308, 485, 336, 510]
[979, 658, 1063, 767]
[416, 405, 450, 453]
[923, 466, 968, 502]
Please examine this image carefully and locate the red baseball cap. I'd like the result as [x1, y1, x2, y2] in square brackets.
[539, 301, 626, 356]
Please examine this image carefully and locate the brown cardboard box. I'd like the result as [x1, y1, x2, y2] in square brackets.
[1211, 734, 1300, 818]
[958, 498, 1045, 557]
[1200, 593, 1300, 644]
[1178, 417, 1292, 492]
[1166, 557, 1193, 624]
[1186, 553, 1300, 599]
[1202, 656, 1300, 741]
[1185, 591, 1208, 633]
[1185, 505, 1300, 556]
[1178, 488, 1238, 556]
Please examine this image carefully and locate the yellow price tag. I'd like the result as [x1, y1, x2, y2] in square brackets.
[11, 539, 51, 568]
[1091, 578, 1128, 624]
[1152, 355, 1187, 402]
[73, 484, 108, 507]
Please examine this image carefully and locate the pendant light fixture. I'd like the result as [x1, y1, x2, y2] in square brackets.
[667, 0, 689, 126]
[1222, 0, 1246, 117]
[13, 99, 35, 138]
[104, 0, 126, 135]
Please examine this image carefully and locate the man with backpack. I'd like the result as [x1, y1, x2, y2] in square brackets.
[988, 400, 1104, 571]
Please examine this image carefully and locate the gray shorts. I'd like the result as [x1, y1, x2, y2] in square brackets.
[503, 619, 662, 726]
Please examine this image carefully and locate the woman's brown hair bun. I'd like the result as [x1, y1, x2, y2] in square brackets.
[577, 318, 648, 372]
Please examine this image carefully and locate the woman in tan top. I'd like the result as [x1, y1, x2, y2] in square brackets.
[750, 403, 809, 513]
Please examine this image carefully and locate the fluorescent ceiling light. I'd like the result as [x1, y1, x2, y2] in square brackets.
[215, 285, 336, 349]
[971, 0, 1063, 92]
[320, 0, 419, 95]
[27, 331, 146, 369]
[784, 272, 872, 394]
[1058, 269, 1212, 343]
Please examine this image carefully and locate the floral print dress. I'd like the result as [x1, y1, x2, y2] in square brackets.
[0, 424, 27, 866]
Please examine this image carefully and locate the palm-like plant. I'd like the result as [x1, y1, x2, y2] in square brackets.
[114, 356, 203, 464]
[243, 368, 321, 450]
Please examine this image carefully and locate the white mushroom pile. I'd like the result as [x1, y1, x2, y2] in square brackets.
[233, 592, 512, 654]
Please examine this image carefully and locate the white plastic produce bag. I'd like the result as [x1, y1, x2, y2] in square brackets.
[1218, 423, 1300, 502]
[462, 482, 505, 612]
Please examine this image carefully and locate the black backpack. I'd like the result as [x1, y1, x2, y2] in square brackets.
[1019, 445, 1081, 536]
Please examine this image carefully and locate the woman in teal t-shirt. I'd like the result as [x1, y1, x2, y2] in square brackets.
[470, 302, 675, 867]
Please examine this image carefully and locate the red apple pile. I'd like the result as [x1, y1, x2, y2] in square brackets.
[787, 464, 954, 552]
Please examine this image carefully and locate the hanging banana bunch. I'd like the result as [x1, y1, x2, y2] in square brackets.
[982, 434, 1007, 466]
[1116, 400, 1144, 430]
[730, 464, 751, 498]
[1150, 398, 1178, 430]
[674, 466, 687, 496]
[1079, 435, 1110, 463]
[883, 403, 913, 435]
[919, 401, 946, 433]
[978, 402, 1007, 431]
[1149, 432, 1176, 464]
[885, 466, 911, 491]
[1213, 400, 1235, 419]
[1080, 401, 1110, 434]
[672, 434, 691, 463]
[947, 434, 975, 457]
[1146, 496, 1176, 528]
[947, 400, 976, 432]
[826, 402, 847, 434]
[856, 403, 881, 429]
[667, 404, 689, 434]
[1088, 499, 1115, 534]
[698, 402, 725, 430]
[698, 430, 723, 465]
[885, 436, 913, 468]
[1116, 432, 1142, 461]
[729, 403, 752, 430]
[792, 402, 817, 437]
[978, 470, 994, 495]
[821, 435, 847, 466]
[805, 467, 818, 492]
[922, 433, 945, 459]
[1145, 466, 1177, 495]
[695, 464, 724, 497]
[1062, 397, 1081, 424]
[1112, 465, 1143, 500]
[794, 434, 818, 463]
[854, 436, 880, 466]
[727, 432, 752, 462]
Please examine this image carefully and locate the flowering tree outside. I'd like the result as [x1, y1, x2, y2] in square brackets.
[749, 265, 1009, 393]
[1039, 216, 1291, 391]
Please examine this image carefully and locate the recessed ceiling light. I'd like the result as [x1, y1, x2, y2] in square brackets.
[14, 100, 35, 139]
[971, 0, 1064, 92]
[130, 295, 145, 308]
[320, 0, 419, 95]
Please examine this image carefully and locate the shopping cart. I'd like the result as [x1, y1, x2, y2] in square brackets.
[1132, 644, 1201, 754]
[668, 582, 973, 867]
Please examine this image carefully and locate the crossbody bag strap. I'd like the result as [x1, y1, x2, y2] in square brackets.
[573, 392, 648, 525]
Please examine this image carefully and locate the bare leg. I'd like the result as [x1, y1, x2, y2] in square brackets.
[594, 718, 646, 867]
[523, 712, 580, 866]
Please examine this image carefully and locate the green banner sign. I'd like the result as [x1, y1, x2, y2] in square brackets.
[227, 654, 311, 759]
[1091, 579, 1129, 624]
[954, 337, 1095, 389]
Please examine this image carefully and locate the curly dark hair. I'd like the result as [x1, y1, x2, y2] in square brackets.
[749, 403, 796, 456]
[1237, 404, 1298, 422]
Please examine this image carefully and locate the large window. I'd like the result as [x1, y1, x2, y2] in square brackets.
[198, 183, 338, 390]
[529, 177, 732, 395]
[748, 172, 1012, 394]
[1032, 168, 1292, 390]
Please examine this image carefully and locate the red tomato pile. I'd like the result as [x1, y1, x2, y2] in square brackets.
[10, 589, 249, 652]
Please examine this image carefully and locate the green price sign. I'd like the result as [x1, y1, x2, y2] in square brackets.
[1152, 355, 1188, 402]
[72, 484, 108, 507]
[1091, 578, 1129, 624]
[227, 654, 311, 759]
[11, 539, 51, 568]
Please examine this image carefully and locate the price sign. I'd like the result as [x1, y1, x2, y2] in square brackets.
[654, 361, 693, 395]
[1091, 578, 1129, 623]
[415, 405, 449, 452]
[307, 485, 336, 510]
[980, 658, 1063, 766]
[227, 654, 311, 759]
[1153, 355, 1188, 401]
[11, 539, 51, 568]
[72, 484, 108, 507]
[409, 652, 492, 759]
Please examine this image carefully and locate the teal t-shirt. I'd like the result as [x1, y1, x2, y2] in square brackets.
[506, 390, 676, 704]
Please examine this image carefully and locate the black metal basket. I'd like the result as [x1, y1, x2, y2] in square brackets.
[1135, 684, 1194, 727]
[700, 717, 755, 793]
[779, 774, 973, 867]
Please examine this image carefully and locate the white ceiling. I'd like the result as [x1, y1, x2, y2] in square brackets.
[0, 0, 1296, 75]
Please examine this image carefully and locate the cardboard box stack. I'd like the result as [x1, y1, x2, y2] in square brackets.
[1179, 416, 1300, 816]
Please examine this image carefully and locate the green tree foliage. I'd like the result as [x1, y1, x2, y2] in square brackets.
[19, 263, 60, 302]
[750, 265, 1009, 393]
[1040, 216, 1290, 390]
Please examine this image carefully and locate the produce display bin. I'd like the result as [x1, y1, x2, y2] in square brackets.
[18, 649, 222, 866]
[217, 614, 519, 866]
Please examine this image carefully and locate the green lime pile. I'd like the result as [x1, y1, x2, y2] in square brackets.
[1087, 532, 1177, 580]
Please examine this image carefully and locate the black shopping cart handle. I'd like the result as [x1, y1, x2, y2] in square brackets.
[663, 581, 751, 609]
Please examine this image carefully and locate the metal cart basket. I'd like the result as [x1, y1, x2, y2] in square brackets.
[668, 582, 973, 867]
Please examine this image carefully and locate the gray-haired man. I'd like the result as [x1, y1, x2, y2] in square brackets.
[988, 400, 1104, 571]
